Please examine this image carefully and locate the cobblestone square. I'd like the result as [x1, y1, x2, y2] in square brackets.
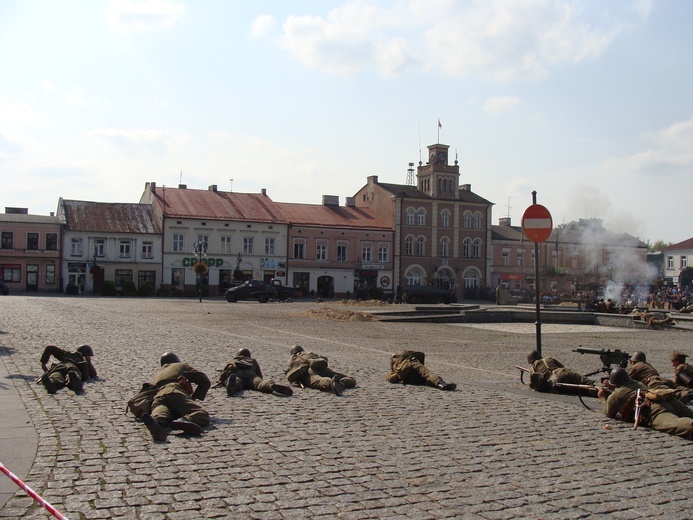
[1, 297, 692, 519]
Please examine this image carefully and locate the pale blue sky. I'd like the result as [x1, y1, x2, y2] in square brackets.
[1, 0, 691, 244]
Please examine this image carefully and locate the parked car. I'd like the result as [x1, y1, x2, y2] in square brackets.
[0, 279, 8, 295]
[224, 280, 278, 303]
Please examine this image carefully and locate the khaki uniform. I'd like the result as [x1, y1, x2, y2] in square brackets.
[530, 357, 594, 387]
[218, 355, 274, 393]
[602, 380, 693, 440]
[674, 363, 693, 388]
[629, 361, 691, 401]
[386, 351, 443, 387]
[40, 345, 97, 391]
[285, 352, 356, 392]
[151, 362, 211, 428]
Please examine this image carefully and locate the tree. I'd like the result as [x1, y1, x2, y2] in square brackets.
[679, 267, 693, 287]
[649, 239, 673, 252]
[556, 218, 604, 232]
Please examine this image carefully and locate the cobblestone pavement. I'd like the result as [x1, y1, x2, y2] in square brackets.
[1, 296, 692, 519]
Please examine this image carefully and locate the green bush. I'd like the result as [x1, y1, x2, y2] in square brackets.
[156, 287, 171, 297]
[100, 280, 117, 296]
[138, 281, 155, 297]
[171, 288, 184, 297]
[122, 280, 138, 297]
[65, 282, 79, 295]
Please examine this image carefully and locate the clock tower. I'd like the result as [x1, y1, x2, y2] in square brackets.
[417, 143, 460, 200]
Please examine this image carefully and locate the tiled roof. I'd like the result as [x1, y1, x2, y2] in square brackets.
[276, 202, 392, 230]
[0, 214, 62, 225]
[377, 182, 493, 205]
[492, 224, 648, 248]
[61, 200, 161, 234]
[661, 237, 693, 251]
[153, 187, 287, 223]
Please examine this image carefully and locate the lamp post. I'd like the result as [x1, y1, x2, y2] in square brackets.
[193, 239, 208, 302]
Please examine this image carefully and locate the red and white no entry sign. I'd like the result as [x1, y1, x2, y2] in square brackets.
[521, 204, 553, 243]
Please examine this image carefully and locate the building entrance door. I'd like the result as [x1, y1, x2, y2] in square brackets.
[26, 264, 39, 292]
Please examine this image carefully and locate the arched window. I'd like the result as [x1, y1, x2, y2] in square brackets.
[463, 238, 471, 258]
[417, 208, 426, 226]
[405, 267, 424, 286]
[463, 211, 472, 228]
[405, 235, 414, 256]
[438, 178, 443, 192]
[474, 212, 482, 229]
[440, 237, 449, 258]
[440, 209, 450, 228]
[416, 236, 425, 256]
[463, 269, 479, 288]
[406, 208, 415, 225]
[473, 238, 482, 258]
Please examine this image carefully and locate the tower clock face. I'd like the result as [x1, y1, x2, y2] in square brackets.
[438, 151, 446, 162]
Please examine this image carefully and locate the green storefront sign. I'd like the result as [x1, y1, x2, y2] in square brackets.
[182, 257, 224, 268]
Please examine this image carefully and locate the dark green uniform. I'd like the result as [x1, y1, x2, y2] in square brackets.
[151, 362, 211, 428]
[386, 351, 444, 387]
[285, 351, 356, 392]
[218, 355, 274, 393]
[530, 357, 594, 386]
[602, 380, 693, 440]
[40, 345, 97, 392]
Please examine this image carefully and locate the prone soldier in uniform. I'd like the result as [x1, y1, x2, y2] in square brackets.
[38, 344, 97, 395]
[599, 367, 693, 440]
[671, 351, 693, 390]
[628, 351, 693, 403]
[140, 352, 211, 442]
[285, 345, 355, 396]
[527, 350, 595, 393]
[216, 348, 293, 397]
[386, 350, 456, 391]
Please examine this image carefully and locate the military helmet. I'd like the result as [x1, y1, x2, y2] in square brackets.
[237, 348, 251, 358]
[160, 352, 180, 366]
[609, 367, 630, 387]
[76, 345, 94, 357]
[527, 350, 541, 364]
[290, 345, 304, 355]
[631, 351, 646, 363]
[671, 351, 688, 363]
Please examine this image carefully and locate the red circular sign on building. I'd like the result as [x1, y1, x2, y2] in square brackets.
[521, 204, 553, 243]
[380, 276, 390, 287]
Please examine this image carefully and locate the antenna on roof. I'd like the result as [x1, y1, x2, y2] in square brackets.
[406, 163, 415, 186]
[504, 196, 514, 218]
[179, 171, 182, 184]
[229, 178, 233, 192]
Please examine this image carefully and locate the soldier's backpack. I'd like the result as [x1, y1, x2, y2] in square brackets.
[391, 350, 425, 366]
[126, 383, 158, 419]
[285, 362, 309, 384]
[645, 388, 677, 402]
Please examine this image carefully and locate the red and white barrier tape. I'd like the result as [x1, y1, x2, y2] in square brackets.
[0, 462, 67, 519]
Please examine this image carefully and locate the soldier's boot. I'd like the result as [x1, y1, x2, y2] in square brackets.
[141, 413, 168, 442]
[41, 374, 57, 395]
[436, 381, 457, 391]
[331, 376, 345, 396]
[226, 375, 238, 397]
[170, 417, 203, 436]
[67, 375, 84, 395]
[271, 384, 293, 396]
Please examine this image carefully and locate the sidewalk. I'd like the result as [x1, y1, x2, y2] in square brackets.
[0, 351, 38, 509]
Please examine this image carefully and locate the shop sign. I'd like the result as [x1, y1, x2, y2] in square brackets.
[182, 257, 224, 267]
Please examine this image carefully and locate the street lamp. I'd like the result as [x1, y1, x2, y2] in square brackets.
[193, 239, 208, 302]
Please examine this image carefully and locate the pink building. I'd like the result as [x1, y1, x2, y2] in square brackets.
[0, 207, 62, 293]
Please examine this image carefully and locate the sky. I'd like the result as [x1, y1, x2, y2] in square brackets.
[1, 0, 691, 245]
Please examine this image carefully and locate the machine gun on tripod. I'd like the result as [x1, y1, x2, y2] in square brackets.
[572, 346, 630, 377]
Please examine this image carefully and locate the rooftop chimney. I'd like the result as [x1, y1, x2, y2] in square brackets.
[460, 184, 471, 191]
[499, 217, 512, 226]
[261, 188, 267, 196]
[178, 184, 187, 189]
[345, 196, 355, 207]
[322, 195, 339, 206]
[209, 185, 218, 192]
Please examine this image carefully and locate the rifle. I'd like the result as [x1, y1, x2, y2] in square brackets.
[572, 346, 630, 377]
[515, 365, 530, 385]
[633, 389, 644, 430]
[553, 381, 612, 410]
